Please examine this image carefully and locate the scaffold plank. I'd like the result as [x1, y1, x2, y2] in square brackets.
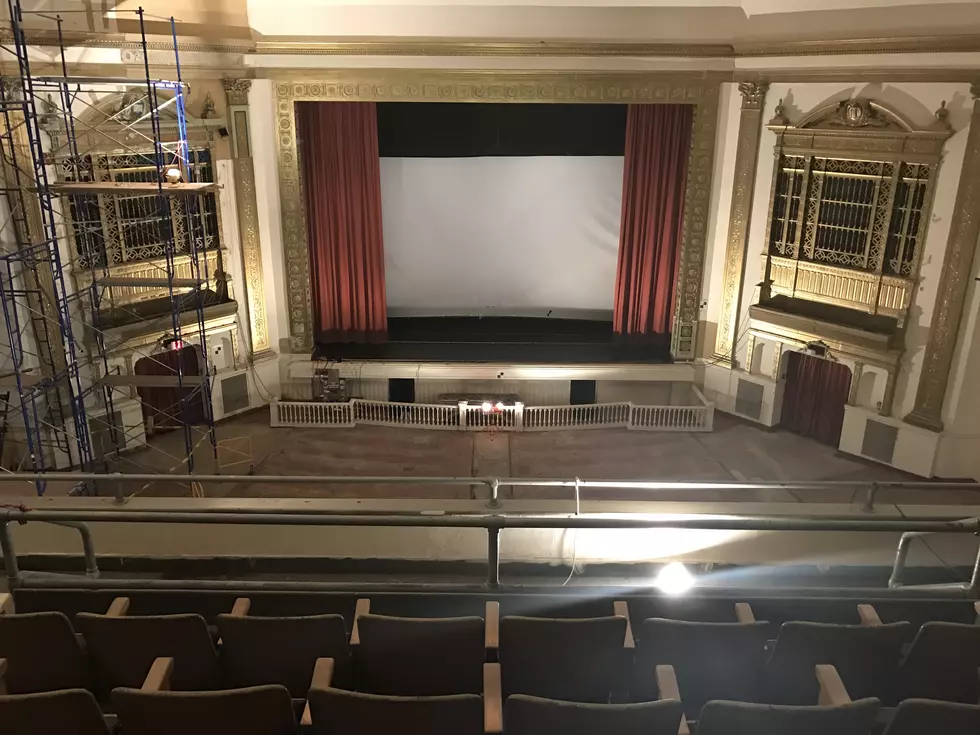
[97, 276, 204, 288]
[100, 374, 204, 388]
[48, 182, 215, 195]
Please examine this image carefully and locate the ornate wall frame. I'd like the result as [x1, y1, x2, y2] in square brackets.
[273, 71, 721, 358]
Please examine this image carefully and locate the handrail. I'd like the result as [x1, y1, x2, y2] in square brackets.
[1, 502, 980, 594]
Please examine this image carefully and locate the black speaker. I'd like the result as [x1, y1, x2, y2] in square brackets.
[388, 378, 415, 403]
[569, 380, 597, 405]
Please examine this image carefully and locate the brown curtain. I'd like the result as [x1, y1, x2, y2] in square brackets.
[613, 104, 694, 339]
[781, 351, 852, 446]
[298, 102, 387, 343]
[134, 345, 206, 434]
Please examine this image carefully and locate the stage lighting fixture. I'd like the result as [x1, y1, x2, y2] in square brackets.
[481, 401, 493, 413]
[164, 167, 182, 184]
[495, 401, 505, 411]
[654, 562, 694, 595]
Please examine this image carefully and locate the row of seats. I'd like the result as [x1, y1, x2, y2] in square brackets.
[2, 592, 980, 734]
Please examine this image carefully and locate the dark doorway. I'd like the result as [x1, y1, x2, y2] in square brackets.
[780, 351, 851, 446]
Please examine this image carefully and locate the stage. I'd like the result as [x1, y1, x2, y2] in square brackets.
[312, 317, 671, 364]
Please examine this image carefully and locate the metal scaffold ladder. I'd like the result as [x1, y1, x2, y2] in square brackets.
[0, 1, 218, 495]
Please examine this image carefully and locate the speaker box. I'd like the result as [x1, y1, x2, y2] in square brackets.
[388, 378, 415, 403]
[569, 380, 597, 405]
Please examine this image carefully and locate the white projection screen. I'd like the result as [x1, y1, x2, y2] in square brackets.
[381, 156, 624, 318]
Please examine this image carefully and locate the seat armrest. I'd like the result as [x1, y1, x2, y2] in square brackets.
[857, 604, 882, 627]
[302, 657, 336, 726]
[816, 664, 851, 705]
[0, 592, 12, 615]
[483, 662, 502, 734]
[107, 597, 130, 617]
[350, 598, 370, 645]
[0, 657, 8, 695]
[485, 601, 499, 653]
[613, 600, 634, 649]
[655, 665, 690, 735]
[230, 597, 251, 617]
[142, 657, 174, 692]
[734, 602, 755, 624]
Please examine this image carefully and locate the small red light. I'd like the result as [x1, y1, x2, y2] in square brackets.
[169, 339, 185, 350]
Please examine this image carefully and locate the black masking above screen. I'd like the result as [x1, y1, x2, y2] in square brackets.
[376, 102, 627, 158]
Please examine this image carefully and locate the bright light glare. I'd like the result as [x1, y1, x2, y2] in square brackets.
[495, 402, 505, 411]
[481, 402, 493, 413]
[654, 562, 694, 595]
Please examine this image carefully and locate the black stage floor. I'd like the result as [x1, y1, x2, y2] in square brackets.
[313, 317, 671, 364]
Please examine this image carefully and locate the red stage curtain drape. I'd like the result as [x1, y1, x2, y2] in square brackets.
[298, 102, 387, 343]
[613, 104, 694, 339]
[781, 351, 852, 446]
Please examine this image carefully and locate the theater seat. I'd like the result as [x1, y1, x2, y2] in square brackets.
[500, 615, 628, 703]
[504, 694, 684, 735]
[112, 656, 297, 735]
[308, 687, 484, 735]
[632, 618, 770, 716]
[76, 603, 221, 695]
[0, 688, 109, 735]
[894, 623, 980, 704]
[763, 621, 911, 705]
[0, 611, 92, 694]
[217, 598, 351, 696]
[354, 613, 485, 695]
[883, 698, 980, 735]
[697, 698, 880, 735]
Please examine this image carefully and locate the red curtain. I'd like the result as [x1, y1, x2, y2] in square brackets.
[298, 102, 387, 343]
[613, 104, 694, 339]
[134, 345, 206, 434]
[781, 352, 852, 446]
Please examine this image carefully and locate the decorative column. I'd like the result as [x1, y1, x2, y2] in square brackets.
[713, 81, 769, 367]
[905, 83, 980, 431]
[223, 78, 273, 359]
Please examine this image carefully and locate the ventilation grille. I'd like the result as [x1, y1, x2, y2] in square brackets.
[735, 378, 764, 420]
[861, 418, 898, 464]
[221, 373, 250, 415]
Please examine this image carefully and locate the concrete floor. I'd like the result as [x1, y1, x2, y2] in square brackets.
[56, 409, 977, 506]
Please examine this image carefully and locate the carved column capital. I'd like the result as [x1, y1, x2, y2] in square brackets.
[738, 81, 769, 110]
[222, 78, 252, 106]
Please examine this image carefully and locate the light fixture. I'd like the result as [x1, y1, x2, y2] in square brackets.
[495, 401, 505, 411]
[164, 167, 182, 185]
[481, 401, 493, 413]
[654, 562, 694, 595]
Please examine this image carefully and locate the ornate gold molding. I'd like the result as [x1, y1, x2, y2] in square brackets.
[223, 78, 252, 106]
[224, 78, 271, 357]
[905, 84, 980, 432]
[713, 81, 768, 366]
[273, 71, 719, 357]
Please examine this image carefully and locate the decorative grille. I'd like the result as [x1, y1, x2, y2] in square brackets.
[63, 150, 219, 269]
[767, 155, 929, 278]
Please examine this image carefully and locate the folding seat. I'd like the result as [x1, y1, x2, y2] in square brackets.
[697, 698, 879, 735]
[631, 604, 769, 717]
[350, 597, 495, 696]
[113, 656, 298, 735]
[75, 597, 221, 697]
[498, 605, 631, 703]
[762, 619, 910, 705]
[882, 698, 980, 735]
[856, 602, 980, 704]
[0, 591, 92, 694]
[0, 688, 110, 735]
[216, 596, 352, 696]
[503, 694, 685, 735]
[306, 650, 495, 734]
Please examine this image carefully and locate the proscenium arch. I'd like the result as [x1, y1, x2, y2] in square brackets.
[273, 70, 724, 360]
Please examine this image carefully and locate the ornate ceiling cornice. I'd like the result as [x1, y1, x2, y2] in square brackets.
[7, 32, 980, 60]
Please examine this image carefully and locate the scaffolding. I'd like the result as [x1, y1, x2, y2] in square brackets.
[0, 2, 218, 495]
